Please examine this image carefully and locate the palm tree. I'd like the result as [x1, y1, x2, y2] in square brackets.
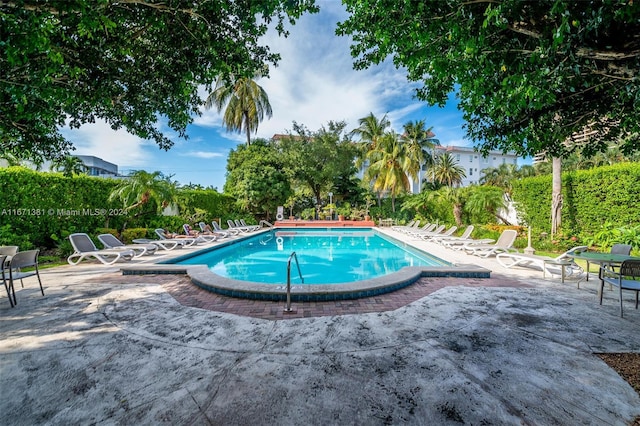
[109, 170, 177, 212]
[365, 131, 410, 212]
[465, 185, 511, 225]
[204, 75, 273, 145]
[401, 119, 439, 189]
[351, 112, 391, 168]
[49, 155, 87, 177]
[431, 186, 466, 226]
[479, 163, 517, 196]
[429, 152, 466, 187]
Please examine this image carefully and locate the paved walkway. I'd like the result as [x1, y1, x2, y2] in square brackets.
[1, 229, 639, 425]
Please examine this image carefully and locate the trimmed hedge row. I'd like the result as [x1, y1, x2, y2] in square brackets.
[0, 167, 240, 250]
[511, 162, 640, 240]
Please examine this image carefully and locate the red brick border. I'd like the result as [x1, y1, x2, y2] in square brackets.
[94, 273, 532, 321]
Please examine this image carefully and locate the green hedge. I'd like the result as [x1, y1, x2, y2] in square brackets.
[511, 162, 640, 247]
[0, 167, 241, 250]
[0, 167, 124, 248]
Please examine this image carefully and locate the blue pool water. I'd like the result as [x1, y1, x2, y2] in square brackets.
[175, 228, 449, 285]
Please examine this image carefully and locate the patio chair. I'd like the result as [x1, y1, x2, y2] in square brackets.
[213, 220, 240, 236]
[5, 249, 44, 306]
[463, 229, 518, 258]
[199, 222, 229, 239]
[68, 233, 135, 265]
[496, 245, 588, 276]
[392, 220, 415, 231]
[0, 245, 18, 257]
[240, 219, 261, 231]
[154, 229, 198, 247]
[419, 225, 458, 241]
[1, 255, 14, 307]
[227, 220, 253, 233]
[97, 234, 158, 257]
[601, 259, 640, 317]
[434, 225, 474, 245]
[182, 224, 217, 243]
[406, 223, 436, 237]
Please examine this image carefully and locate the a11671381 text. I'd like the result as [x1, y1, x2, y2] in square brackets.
[1, 208, 128, 217]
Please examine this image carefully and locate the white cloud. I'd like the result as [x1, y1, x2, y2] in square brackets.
[180, 150, 225, 159]
[60, 119, 149, 167]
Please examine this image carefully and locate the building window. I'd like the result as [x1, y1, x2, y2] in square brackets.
[483, 157, 489, 163]
[469, 168, 473, 176]
[469, 155, 473, 163]
[456, 154, 460, 161]
[502, 158, 506, 164]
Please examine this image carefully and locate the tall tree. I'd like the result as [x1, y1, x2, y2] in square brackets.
[2, 1, 317, 161]
[224, 139, 291, 218]
[338, 1, 640, 157]
[401, 119, 439, 191]
[338, 1, 640, 235]
[280, 121, 357, 206]
[429, 152, 466, 188]
[351, 112, 391, 167]
[365, 131, 410, 212]
[205, 75, 273, 145]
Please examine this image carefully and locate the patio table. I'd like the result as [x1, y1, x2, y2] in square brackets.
[571, 251, 640, 292]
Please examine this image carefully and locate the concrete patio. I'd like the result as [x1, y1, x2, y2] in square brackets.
[1, 228, 639, 425]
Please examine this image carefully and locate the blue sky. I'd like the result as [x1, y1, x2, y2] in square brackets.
[60, 1, 483, 191]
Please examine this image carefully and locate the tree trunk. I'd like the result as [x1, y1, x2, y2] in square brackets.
[244, 110, 251, 145]
[453, 204, 462, 226]
[551, 157, 562, 237]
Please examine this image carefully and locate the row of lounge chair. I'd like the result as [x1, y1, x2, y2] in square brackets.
[394, 222, 585, 276]
[66, 219, 272, 266]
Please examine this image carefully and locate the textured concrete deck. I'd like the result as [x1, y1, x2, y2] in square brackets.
[1, 228, 639, 425]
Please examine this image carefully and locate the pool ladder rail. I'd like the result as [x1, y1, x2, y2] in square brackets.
[284, 251, 304, 314]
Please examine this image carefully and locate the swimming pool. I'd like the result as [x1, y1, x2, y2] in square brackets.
[176, 228, 448, 285]
[131, 227, 490, 302]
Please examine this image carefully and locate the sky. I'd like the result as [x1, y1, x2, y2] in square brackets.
[60, 1, 488, 191]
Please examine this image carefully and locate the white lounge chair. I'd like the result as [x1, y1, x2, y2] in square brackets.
[213, 220, 239, 236]
[228, 220, 253, 233]
[406, 223, 436, 237]
[98, 234, 158, 257]
[68, 233, 135, 265]
[199, 222, 229, 239]
[463, 229, 518, 258]
[392, 220, 416, 232]
[155, 229, 198, 247]
[496, 245, 588, 276]
[435, 225, 474, 245]
[182, 224, 217, 243]
[419, 225, 457, 241]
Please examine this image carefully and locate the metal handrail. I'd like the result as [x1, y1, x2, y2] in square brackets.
[284, 251, 303, 313]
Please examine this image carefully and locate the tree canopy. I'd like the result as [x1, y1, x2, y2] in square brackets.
[1, 0, 317, 161]
[338, 0, 640, 158]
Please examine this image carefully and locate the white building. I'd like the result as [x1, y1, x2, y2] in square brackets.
[409, 145, 520, 193]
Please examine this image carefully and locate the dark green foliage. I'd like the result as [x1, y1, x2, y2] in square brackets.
[224, 140, 292, 218]
[338, 1, 640, 158]
[120, 228, 149, 244]
[511, 163, 640, 248]
[0, 167, 125, 247]
[1, 0, 318, 161]
[0, 167, 241, 249]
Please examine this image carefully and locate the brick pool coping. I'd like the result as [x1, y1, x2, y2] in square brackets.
[95, 272, 533, 321]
